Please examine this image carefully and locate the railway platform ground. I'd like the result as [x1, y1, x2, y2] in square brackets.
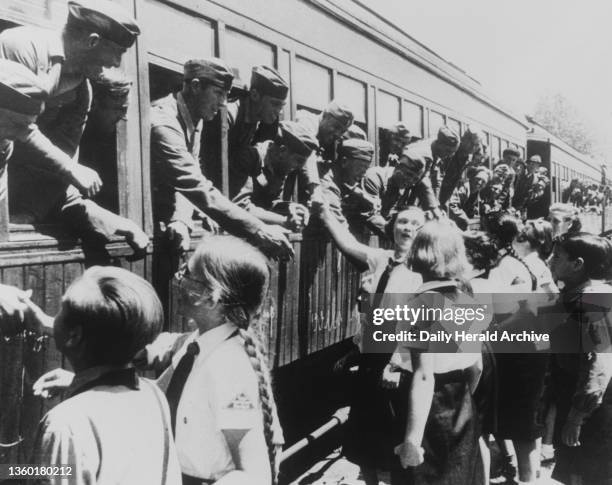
[290, 443, 561, 485]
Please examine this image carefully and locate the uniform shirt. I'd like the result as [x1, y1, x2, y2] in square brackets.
[448, 182, 483, 231]
[231, 141, 290, 212]
[405, 138, 440, 191]
[156, 323, 282, 481]
[320, 169, 378, 227]
[0, 26, 91, 180]
[294, 109, 333, 188]
[362, 165, 438, 219]
[31, 366, 181, 485]
[355, 248, 422, 351]
[150, 93, 263, 235]
[227, 99, 278, 159]
[438, 145, 473, 206]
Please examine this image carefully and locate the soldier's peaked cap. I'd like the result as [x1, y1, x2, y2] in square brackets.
[67, 0, 140, 48]
[0, 60, 47, 116]
[503, 147, 520, 157]
[339, 138, 374, 162]
[324, 100, 354, 128]
[528, 154, 542, 164]
[279, 121, 318, 157]
[250, 66, 288, 99]
[436, 126, 460, 148]
[183, 58, 233, 91]
[387, 121, 411, 138]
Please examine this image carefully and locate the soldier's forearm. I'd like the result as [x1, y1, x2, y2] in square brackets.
[21, 127, 75, 181]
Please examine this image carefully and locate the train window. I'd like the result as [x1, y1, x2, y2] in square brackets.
[502, 140, 510, 151]
[377, 90, 400, 127]
[225, 28, 275, 83]
[149, 64, 182, 102]
[429, 111, 445, 137]
[294, 57, 331, 112]
[335, 74, 366, 124]
[402, 100, 423, 138]
[447, 117, 461, 137]
[490, 136, 501, 163]
[0, 0, 67, 27]
[141, 0, 215, 66]
[520, 146, 525, 159]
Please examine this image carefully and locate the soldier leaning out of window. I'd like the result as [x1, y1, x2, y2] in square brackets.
[1, 0, 148, 253]
[231, 120, 319, 232]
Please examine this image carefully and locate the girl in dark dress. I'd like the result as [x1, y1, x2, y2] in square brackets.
[393, 220, 486, 485]
[490, 217, 557, 484]
[548, 233, 612, 485]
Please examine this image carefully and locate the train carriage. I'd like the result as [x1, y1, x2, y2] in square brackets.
[526, 119, 606, 233]
[0, 0, 530, 466]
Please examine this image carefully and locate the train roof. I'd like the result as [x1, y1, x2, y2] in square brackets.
[310, 0, 529, 128]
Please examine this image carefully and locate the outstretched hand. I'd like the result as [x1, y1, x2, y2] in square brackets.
[33, 368, 75, 399]
[255, 225, 294, 260]
[0, 285, 31, 336]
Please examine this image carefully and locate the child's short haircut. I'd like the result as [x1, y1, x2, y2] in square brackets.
[61, 266, 163, 366]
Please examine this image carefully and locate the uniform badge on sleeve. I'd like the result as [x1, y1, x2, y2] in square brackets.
[219, 392, 258, 429]
[226, 392, 255, 410]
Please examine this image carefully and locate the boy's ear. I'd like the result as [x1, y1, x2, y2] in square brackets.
[63, 324, 84, 351]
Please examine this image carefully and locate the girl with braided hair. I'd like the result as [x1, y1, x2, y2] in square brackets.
[487, 214, 557, 484]
[144, 235, 283, 485]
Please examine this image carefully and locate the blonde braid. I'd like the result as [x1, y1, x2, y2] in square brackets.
[238, 327, 280, 484]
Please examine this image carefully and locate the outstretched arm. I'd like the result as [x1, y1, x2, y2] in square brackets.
[311, 191, 374, 265]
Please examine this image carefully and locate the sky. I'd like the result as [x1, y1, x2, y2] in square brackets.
[361, 0, 612, 161]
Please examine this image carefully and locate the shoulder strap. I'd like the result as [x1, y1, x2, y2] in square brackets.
[143, 379, 170, 485]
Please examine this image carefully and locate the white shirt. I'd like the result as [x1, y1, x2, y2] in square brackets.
[157, 323, 279, 481]
[32, 368, 181, 485]
[355, 248, 423, 350]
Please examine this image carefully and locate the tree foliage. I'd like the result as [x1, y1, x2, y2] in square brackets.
[533, 93, 597, 156]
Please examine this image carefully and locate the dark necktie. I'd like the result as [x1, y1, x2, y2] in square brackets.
[372, 258, 402, 308]
[166, 341, 200, 433]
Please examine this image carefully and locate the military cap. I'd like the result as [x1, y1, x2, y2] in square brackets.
[0, 60, 47, 115]
[324, 100, 354, 129]
[67, 0, 140, 48]
[503, 147, 520, 158]
[342, 124, 367, 141]
[92, 68, 131, 101]
[387, 121, 411, 139]
[435, 126, 460, 148]
[183, 58, 233, 91]
[338, 138, 374, 162]
[229, 67, 249, 100]
[527, 154, 542, 164]
[279, 121, 319, 157]
[250, 66, 288, 100]
[399, 146, 427, 170]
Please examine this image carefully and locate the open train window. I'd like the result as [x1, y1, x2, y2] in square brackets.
[490, 136, 501, 164]
[447, 117, 462, 137]
[429, 111, 445, 137]
[377, 90, 400, 128]
[336, 74, 367, 128]
[402, 100, 424, 139]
